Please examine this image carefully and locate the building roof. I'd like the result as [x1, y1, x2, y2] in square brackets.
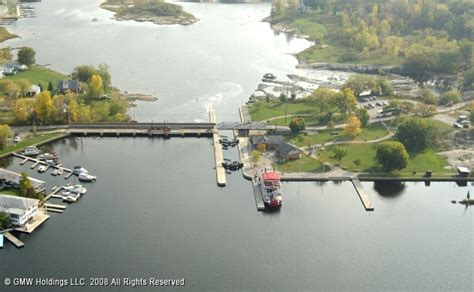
[457, 166, 470, 173]
[58, 80, 80, 91]
[0, 168, 45, 189]
[265, 135, 284, 145]
[0, 194, 39, 215]
[30, 84, 40, 92]
[276, 142, 301, 156]
[262, 172, 280, 180]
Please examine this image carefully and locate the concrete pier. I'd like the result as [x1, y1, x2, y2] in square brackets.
[3, 232, 24, 248]
[351, 178, 374, 211]
[252, 179, 265, 211]
[209, 109, 226, 187]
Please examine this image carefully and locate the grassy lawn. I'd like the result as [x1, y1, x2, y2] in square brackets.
[290, 18, 327, 39]
[274, 154, 326, 173]
[0, 132, 65, 157]
[268, 115, 323, 127]
[0, 27, 17, 42]
[249, 100, 316, 121]
[289, 123, 389, 147]
[319, 143, 452, 175]
[5, 65, 67, 90]
[1, 188, 20, 196]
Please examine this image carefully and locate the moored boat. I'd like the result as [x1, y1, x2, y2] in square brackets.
[258, 170, 282, 209]
[78, 172, 97, 182]
[63, 184, 87, 195]
[23, 146, 40, 156]
[37, 165, 48, 173]
[73, 166, 88, 175]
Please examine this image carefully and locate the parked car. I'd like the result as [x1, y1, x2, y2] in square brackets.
[13, 135, 20, 143]
[375, 102, 383, 106]
[453, 123, 462, 128]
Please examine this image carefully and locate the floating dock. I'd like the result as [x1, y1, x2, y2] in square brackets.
[209, 109, 226, 187]
[252, 179, 265, 211]
[46, 208, 63, 214]
[351, 178, 374, 211]
[3, 231, 24, 248]
[44, 203, 67, 210]
[13, 152, 74, 178]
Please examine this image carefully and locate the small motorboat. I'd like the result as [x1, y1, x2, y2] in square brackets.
[73, 166, 88, 175]
[51, 168, 63, 176]
[78, 172, 97, 182]
[62, 193, 80, 203]
[23, 146, 41, 156]
[63, 184, 87, 195]
[38, 165, 48, 173]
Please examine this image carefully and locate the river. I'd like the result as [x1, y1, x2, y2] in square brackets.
[0, 1, 473, 291]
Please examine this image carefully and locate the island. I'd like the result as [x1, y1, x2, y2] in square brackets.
[100, 0, 198, 26]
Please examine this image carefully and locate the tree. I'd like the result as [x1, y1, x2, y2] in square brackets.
[0, 124, 12, 149]
[414, 103, 436, 117]
[279, 93, 287, 102]
[18, 172, 37, 199]
[257, 143, 266, 153]
[89, 74, 103, 99]
[395, 117, 442, 152]
[326, 120, 335, 130]
[344, 115, 362, 137]
[0, 211, 11, 230]
[289, 117, 305, 134]
[13, 99, 32, 123]
[332, 146, 348, 164]
[47, 81, 54, 93]
[251, 150, 261, 163]
[98, 63, 111, 93]
[33, 91, 53, 124]
[38, 82, 43, 92]
[14, 79, 31, 97]
[0, 80, 21, 99]
[438, 90, 461, 105]
[376, 141, 409, 172]
[68, 95, 79, 123]
[336, 88, 357, 116]
[71, 65, 97, 82]
[356, 108, 370, 127]
[309, 87, 336, 113]
[17, 47, 35, 66]
[420, 88, 437, 105]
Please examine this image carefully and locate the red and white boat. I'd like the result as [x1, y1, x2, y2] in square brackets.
[259, 170, 282, 209]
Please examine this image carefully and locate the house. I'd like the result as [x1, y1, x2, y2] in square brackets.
[0, 194, 39, 226]
[28, 84, 41, 96]
[457, 166, 470, 178]
[276, 142, 302, 161]
[0, 168, 45, 190]
[57, 80, 81, 94]
[251, 135, 284, 151]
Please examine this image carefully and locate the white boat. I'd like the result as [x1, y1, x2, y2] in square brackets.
[37, 165, 48, 173]
[51, 168, 63, 176]
[78, 172, 96, 182]
[23, 146, 41, 156]
[73, 166, 88, 175]
[258, 170, 282, 209]
[62, 192, 80, 203]
[63, 184, 87, 195]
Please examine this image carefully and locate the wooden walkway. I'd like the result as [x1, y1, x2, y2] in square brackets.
[3, 231, 24, 248]
[252, 179, 266, 211]
[351, 178, 374, 211]
[210, 109, 226, 187]
[13, 152, 74, 179]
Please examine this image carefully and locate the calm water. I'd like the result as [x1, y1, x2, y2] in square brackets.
[0, 1, 473, 291]
[5, 0, 317, 122]
[0, 138, 472, 291]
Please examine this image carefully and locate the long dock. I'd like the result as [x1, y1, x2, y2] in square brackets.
[3, 231, 24, 248]
[209, 109, 226, 187]
[44, 203, 67, 210]
[13, 152, 74, 177]
[351, 178, 374, 211]
[252, 179, 266, 211]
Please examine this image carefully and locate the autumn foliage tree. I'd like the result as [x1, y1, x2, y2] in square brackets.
[89, 74, 103, 99]
[34, 91, 53, 124]
[344, 115, 362, 137]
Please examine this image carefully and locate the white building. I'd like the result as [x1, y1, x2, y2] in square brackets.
[0, 194, 39, 226]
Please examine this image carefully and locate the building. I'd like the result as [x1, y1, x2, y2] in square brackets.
[0, 194, 39, 226]
[28, 84, 41, 96]
[251, 135, 284, 151]
[57, 80, 81, 94]
[457, 166, 470, 178]
[0, 168, 45, 190]
[276, 142, 302, 161]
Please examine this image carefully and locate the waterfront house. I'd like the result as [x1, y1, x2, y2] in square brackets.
[28, 84, 41, 96]
[251, 135, 284, 151]
[0, 168, 45, 190]
[0, 194, 39, 226]
[57, 80, 81, 94]
[276, 142, 302, 161]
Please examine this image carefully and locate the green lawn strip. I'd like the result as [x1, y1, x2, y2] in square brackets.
[0, 188, 20, 196]
[290, 18, 327, 39]
[268, 115, 322, 127]
[5, 65, 67, 91]
[319, 142, 452, 175]
[274, 153, 326, 173]
[248, 100, 317, 121]
[0, 132, 66, 157]
[289, 123, 388, 147]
